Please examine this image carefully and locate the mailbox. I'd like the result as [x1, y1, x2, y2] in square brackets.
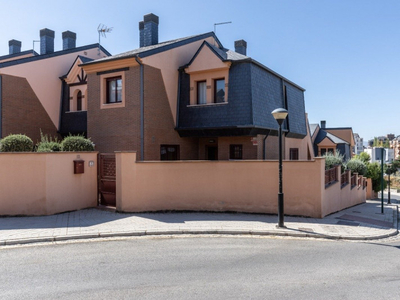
[73, 159, 85, 174]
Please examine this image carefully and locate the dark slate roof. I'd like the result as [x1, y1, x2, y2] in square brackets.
[184, 41, 305, 91]
[315, 129, 348, 145]
[0, 50, 38, 62]
[82, 32, 223, 66]
[309, 124, 318, 137]
[0, 44, 111, 68]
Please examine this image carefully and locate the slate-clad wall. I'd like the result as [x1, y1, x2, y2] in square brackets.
[59, 81, 87, 136]
[284, 83, 307, 138]
[178, 62, 252, 129]
[178, 61, 306, 138]
[251, 63, 284, 130]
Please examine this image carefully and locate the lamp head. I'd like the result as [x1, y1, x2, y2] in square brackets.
[271, 108, 288, 125]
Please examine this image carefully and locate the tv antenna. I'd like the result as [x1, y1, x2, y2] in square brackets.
[214, 21, 232, 34]
[97, 24, 113, 51]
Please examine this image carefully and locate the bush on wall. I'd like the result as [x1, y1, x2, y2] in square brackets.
[345, 158, 367, 176]
[61, 135, 95, 152]
[323, 151, 344, 171]
[0, 134, 34, 152]
[36, 131, 61, 152]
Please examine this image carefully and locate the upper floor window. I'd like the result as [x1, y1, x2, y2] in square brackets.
[160, 145, 180, 160]
[77, 91, 82, 111]
[214, 79, 225, 103]
[197, 81, 207, 105]
[106, 76, 122, 104]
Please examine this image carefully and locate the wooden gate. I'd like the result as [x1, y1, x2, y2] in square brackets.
[99, 153, 116, 206]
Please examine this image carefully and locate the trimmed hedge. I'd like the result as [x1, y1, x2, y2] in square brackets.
[0, 134, 33, 152]
[61, 135, 95, 152]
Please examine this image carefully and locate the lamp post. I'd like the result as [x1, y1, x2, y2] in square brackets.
[271, 108, 288, 228]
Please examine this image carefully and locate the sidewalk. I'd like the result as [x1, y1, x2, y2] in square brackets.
[1, 196, 399, 246]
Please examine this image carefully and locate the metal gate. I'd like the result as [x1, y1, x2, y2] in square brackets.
[98, 153, 116, 206]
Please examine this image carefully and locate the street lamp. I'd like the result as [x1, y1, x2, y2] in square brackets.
[271, 108, 288, 228]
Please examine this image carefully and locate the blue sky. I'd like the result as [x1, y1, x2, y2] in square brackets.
[1, 0, 399, 142]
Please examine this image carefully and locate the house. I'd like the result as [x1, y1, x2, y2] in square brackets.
[354, 133, 364, 155]
[310, 120, 355, 160]
[365, 147, 394, 163]
[81, 13, 313, 161]
[0, 28, 110, 144]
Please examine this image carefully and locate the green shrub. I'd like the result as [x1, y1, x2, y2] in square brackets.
[346, 158, 367, 176]
[366, 162, 387, 192]
[36, 132, 61, 152]
[323, 151, 344, 170]
[0, 134, 33, 152]
[61, 135, 95, 152]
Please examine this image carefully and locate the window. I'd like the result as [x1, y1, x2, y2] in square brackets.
[160, 145, 180, 160]
[214, 79, 225, 103]
[290, 148, 299, 160]
[77, 91, 82, 111]
[230, 144, 243, 159]
[197, 81, 207, 104]
[106, 76, 122, 104]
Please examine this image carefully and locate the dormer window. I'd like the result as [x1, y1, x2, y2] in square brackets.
[77, 91, 82, 111]
[197, 81, 207, 104]
[214, 78, 225, 103]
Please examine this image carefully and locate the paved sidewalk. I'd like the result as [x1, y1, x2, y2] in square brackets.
[0, 196, 399, 246]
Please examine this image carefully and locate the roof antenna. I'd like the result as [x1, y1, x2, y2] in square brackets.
[213, 21, 232, 46]
[97, 24, 113, 55]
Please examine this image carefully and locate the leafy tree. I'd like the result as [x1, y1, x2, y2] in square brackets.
[366, 162, 387, 192]
[355, 152, 371, 164]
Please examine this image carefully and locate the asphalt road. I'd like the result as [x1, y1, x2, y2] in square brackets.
[1, 236, 400, 299]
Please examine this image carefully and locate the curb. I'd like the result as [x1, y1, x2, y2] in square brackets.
[1, 228, 398, 246]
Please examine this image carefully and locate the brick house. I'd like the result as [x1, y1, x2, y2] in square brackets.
[82, 13, 314, 161]
[0, 28, 110, 144]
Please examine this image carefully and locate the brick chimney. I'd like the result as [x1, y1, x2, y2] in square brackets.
[235, 39, 247, 56]
[62, 31, 76, 50]
[9, 39, 21, 54]
[139, 13, 159, 47]
[40, 28, 55, 55]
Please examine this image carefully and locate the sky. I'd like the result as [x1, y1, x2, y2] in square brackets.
[0, 0, 399, 142]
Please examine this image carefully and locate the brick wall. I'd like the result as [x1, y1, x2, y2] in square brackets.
[1, 74, 58, 144]
[143, 65, 197, 160]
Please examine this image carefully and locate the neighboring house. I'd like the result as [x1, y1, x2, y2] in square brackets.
[354, 133, 364, 155]
[365, 147, 394, 163]
[0, 28, 110, 144]
[81, 13, 313, 161]
[390, 136, 400, 160]
[310, 120, 355, 160]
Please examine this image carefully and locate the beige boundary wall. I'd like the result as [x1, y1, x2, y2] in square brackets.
[0, 152, 98, 216]
[116, 152, 367, 218]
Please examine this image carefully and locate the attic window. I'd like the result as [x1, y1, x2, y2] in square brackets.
[214, 78, 225, 103]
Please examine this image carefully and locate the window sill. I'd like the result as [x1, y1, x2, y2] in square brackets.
[187, 102, 228, 108]
[101, 102, 125, 109]
[66, 110, 86, 113]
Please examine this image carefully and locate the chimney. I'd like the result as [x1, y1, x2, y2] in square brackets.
[139, 21, 144, 47]
[9, 39, 21, 54]
[62, 31, 76, 50]
[139, 13, 159, 47]
[321, 120, 326, 129]
[40, 28, 55, 55]
[234, 39, 247, 56]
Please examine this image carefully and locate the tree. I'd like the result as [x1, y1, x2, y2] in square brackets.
[355, 152, 371, 164]
[366, 162, 387, 192]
